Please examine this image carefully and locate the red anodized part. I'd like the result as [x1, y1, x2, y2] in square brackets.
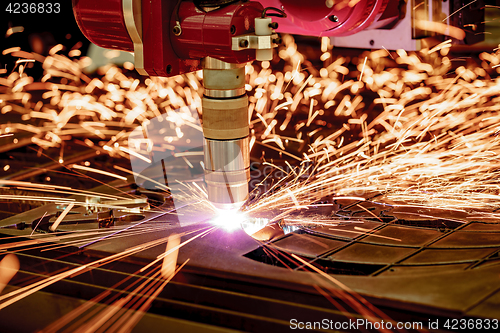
[72, 0, 133, 51]
[258, 0, 391, 37]
[171, 1, 263, 64]
[142, 0, 182, 76]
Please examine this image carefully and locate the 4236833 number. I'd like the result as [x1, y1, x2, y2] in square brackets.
[6, 3, 60, 14]
[444, 318, 499, 330]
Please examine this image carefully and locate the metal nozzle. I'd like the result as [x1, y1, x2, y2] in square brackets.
[202, 57, 250, 211]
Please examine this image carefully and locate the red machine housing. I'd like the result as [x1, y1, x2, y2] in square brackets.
[73, 0, 263, 77]
[73, 0, 399, 77]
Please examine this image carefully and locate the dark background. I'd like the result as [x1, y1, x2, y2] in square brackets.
[0, 1, 90, 76]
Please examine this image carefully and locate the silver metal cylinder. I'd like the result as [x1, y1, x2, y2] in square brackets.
[204, 138, 250, 171]
[203, 57, 246, 99]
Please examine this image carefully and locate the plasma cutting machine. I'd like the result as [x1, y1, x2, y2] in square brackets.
[71, 0, 485, 212]
[0, 2, 498, 332]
